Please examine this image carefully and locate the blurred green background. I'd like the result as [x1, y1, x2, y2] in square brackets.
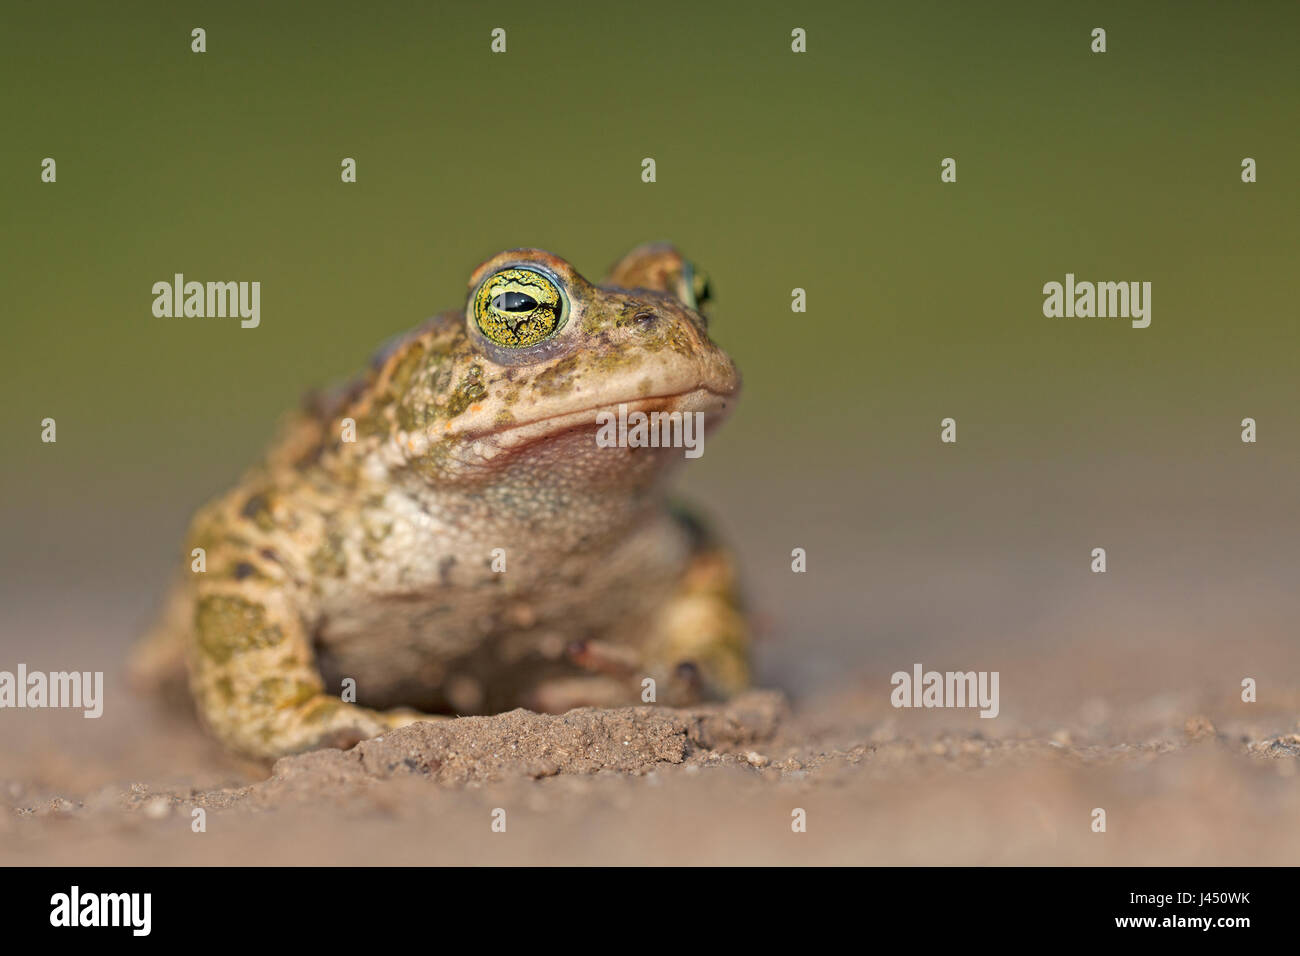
[3, 0, 1297, 701]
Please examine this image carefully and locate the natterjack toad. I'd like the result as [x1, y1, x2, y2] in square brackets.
[131, 245, 749, 759]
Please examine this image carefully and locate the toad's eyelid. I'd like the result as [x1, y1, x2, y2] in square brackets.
[491, 265, 564, 288]
[492, 277, 548, 293]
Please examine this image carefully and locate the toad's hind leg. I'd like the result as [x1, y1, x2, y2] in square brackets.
[643, 511, 751, 707]
[190, 578, 430, 759]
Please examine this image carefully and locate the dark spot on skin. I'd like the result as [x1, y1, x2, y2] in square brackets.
[436, 366, 489, 420]
[428, 362, 455, 399]
[260, 548, 282, 564]
[591, 349, 643, 373]
[309, 533, 348, 578]
[675, 660, 701, 684]
[438, 555, 457, 586]
[668, 503, 715, 551]
[239, 492, 277, 531]
[195, 595, 285, 664]
[383, 339, 429, 401]
[533, 353, 582, 396]
[211, 676, 235, 704]
[233, 561, 257, 580]
[291, 440, 326, 472]
[395, 400, 427, 433]
[241, 493, 268, 520]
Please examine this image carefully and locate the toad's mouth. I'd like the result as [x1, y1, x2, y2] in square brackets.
[469, 386, 738, 453]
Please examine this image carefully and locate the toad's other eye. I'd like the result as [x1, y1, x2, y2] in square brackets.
[473, 268, 568, 348]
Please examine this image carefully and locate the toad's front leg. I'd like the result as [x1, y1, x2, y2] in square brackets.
[189, 575, 432, 760]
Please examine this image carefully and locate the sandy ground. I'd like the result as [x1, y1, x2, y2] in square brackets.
[4, 672, 1299, 866]
[3, 462, 1299, 866]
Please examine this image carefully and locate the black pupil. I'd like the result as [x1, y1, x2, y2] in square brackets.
[493, 291, 539, 312]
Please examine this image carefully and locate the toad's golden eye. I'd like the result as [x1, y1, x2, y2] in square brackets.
[472, 267, 568, 348]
